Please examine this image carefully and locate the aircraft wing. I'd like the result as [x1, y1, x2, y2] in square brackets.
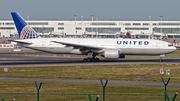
[8, 40, 32, 45]
[51, 41, 103, 51]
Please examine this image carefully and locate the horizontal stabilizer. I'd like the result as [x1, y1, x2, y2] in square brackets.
[8, 40, 32, 45]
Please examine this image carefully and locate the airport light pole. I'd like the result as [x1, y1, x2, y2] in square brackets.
[27, 15, 29, 20]
[81, 16, 83, 21]
[81, 16, 83, 38]
[74, 15, 77, 21]
[160, 16, 163, 40]
[74, 15, 77, 38]
[149, 16, 152, 39]
[91, 15, 94, 38]
[96, 16, 98, 38]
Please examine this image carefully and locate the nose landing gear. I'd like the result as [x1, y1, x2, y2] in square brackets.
[159, 54, 165, 62]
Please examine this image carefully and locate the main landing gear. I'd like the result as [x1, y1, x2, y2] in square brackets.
[83, 57, 99, 62]
[83, 52, 99, 62]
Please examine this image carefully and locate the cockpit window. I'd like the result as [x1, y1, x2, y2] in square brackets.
[168, 44, 173, 47]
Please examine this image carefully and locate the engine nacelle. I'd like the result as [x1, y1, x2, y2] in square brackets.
[101, 49, 125, 59]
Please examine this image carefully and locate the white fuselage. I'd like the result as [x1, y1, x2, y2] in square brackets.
[15, 38, 176, 56]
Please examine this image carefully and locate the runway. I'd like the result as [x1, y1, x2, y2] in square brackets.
[0, 54, 180, 67]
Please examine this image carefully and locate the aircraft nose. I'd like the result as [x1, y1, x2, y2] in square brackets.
[173, 46, 177, 52]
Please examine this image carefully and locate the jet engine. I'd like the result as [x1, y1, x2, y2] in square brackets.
[101, 49, 125, 59]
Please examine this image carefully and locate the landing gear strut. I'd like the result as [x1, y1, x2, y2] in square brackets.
[159, 57, 162, 62]
[159, 54, 165, 62]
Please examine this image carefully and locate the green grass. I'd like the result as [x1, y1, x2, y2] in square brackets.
[1, 64, 180, 82]
[1, 64, 180, 100]
[0, 80, 180, 101]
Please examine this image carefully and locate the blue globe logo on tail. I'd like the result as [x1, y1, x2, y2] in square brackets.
[20, 25, 38, 39]
[11, 12, 39, 39]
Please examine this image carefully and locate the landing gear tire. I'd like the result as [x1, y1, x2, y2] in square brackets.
[88, 58, 92, 62]
[83, 58, 88, 62]
[92, 58, 95, 62]
[95, 58, 99, 62]
[83, 58, 99, 62]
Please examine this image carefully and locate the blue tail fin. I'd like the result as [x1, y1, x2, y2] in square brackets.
[11, 12, 39, 39]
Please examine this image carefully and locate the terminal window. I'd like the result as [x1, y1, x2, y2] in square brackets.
[5, 23, 14, 25]
[159, 23, 180, 26]
[76, 27, 82, 30]
[125, 28, 149, 30]
[153, 28, 180, 33]
[33, 27, 54, 33]
[58, 27, 64, 30]
[143, 23, 149, 25]
[123, 23, 131, 25]
[0, 27, 14, 29]
[91, 22, 116, 25]
[58, 23, 64, 25]
[133, 23, 141, 25]
[86, 28, 121, 34]
[28, 22, 48, 25]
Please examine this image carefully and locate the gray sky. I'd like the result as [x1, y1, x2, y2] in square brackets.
[0, 0, 180, 21]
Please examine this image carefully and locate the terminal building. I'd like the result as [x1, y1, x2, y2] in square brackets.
[0, 20, 180, 39]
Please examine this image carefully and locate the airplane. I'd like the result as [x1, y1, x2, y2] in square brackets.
[10, 12, 176, 62]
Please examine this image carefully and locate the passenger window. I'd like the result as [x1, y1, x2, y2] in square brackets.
[168, 44, 173, 47]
